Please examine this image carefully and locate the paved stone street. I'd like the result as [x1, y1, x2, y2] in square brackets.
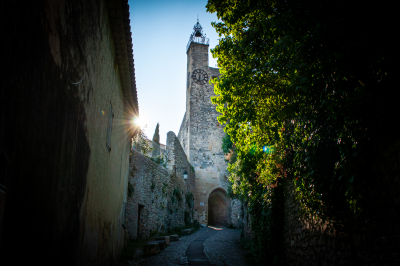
[128, 227, 247, 266]
[204, 228, 247, 266]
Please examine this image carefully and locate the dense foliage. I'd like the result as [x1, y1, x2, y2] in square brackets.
[207, 0, 395, 263]
[132, 126, 153, 155]
[207, 0, 395, 225]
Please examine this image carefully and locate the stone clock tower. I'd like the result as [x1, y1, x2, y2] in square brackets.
[178, 20, 233, 226]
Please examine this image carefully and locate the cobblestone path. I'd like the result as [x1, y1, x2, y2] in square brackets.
[186, 228, 219, 265]
[203, 227, 248, 266]
[128, 227, 247, 266]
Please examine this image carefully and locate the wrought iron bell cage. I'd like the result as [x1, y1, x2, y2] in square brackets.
[186, 20, 210, 52]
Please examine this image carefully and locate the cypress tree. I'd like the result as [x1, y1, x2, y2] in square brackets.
[152, 123, 160, 144]
[152, 123, 160, 157]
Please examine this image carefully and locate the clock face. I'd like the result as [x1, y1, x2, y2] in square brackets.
[192, 69, 208, 85]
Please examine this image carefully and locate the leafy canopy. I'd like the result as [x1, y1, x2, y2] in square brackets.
[207, 0, 395, 226]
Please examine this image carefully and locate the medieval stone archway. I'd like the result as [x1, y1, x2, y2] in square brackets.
[207, 188, 230, 226]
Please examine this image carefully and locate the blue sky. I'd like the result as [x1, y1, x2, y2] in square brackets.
[128, 0, 220, 144]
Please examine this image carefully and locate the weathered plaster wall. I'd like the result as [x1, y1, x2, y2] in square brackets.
[126, 132, 195, 239]
[0, 1, 137, 265]
[178, 41, 230, 226]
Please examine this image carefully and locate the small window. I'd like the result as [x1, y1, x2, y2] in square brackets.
[106, 102, 113, 152]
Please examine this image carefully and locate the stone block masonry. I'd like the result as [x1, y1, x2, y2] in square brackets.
[230, 199, 243, 228]
[178, 39, 234, 226]
[126, 132, 195, 239]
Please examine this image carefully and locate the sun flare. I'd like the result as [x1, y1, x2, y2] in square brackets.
[132, 116, 145, 128]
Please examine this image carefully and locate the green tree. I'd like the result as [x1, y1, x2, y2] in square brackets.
[207, 0, 395, 226]
[152, 123, 160, 144]
[152, 123, 161, 158]
[132, 126, 153, 155]
[207, 2, 396, 263]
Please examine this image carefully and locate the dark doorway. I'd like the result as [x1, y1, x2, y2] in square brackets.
[208, 188, 229, 226]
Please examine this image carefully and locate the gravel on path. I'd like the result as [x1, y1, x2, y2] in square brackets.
[203, 228, 247, 266]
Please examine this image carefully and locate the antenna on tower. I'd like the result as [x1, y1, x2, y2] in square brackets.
[197, 14, 199, 23]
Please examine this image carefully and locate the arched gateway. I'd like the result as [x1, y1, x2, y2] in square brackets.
[208, 188, 230, 226]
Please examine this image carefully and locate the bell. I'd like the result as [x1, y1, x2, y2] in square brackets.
[195, 30, 202, 37]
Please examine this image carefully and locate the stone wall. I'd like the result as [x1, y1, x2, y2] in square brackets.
[238, 172, 400, 265]
[178, 40, 230, 226]
[126, 132, 195, 239]
[0, 0, 137, 265]
[242, 202, 253, 241]
[230, 199, 243, 228]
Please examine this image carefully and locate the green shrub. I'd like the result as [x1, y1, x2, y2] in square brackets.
[150, 155, 167, 167]
[185, 192, 194, 208]
[173, 188, 182, 201]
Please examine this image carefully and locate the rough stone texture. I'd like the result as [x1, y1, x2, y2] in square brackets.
[281, 138, 400, 265]
[129, 227, 211, 266]
[237, 138, 400, 266]
[208, 189, 230, 226]
[155, 236, 170, 246]
[242, 202, 253, 242]
[203, 228, 248, 266]
[144, 242, 160, 256]
[153, 240, 167, 250]
[178, 30, 234, 226]
[166, 131, 196, 196]
[182, 228, 194, 235]
[128, 227, 248, 266]
[170, 235, 180, 242]
[230, 199, 243, 228]
[126, 132, 195, 240]
[283, 174, 400, 266]
[0, 0, 137, 265]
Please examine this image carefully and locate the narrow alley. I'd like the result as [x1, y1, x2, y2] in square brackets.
[1, 1, 398, 265]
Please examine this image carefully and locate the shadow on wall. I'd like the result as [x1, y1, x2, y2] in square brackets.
[208, 188, 230, 227]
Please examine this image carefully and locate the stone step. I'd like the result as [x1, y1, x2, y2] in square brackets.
[152, 239, 167, 250]
[181, 228, 194, 235]
[155, 236, 170, 246]
[169, 234, 179, 241]
[143, 242, 160, 256]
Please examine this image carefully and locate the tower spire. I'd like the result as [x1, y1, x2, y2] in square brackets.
[186, 19, 209, 52]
